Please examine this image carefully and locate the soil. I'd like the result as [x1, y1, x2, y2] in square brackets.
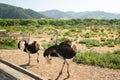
[0, 35, 120, 80]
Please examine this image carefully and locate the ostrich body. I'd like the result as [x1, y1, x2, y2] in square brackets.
[18, 40, 40, 65]
[44, 40, 76, 61]
[43, 30, 77, 79]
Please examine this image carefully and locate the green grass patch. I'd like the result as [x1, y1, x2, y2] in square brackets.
[73, 51, 120, 69]
[79, 39, 100, 48]
[114, 38, 120, 45]
[0, 38, 17, 49]
[102, 39, 114, 47]
[113, 50, 120, 55]
[79, 38, 120, 48]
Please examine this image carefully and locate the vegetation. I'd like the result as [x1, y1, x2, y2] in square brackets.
[101, 39, 114, 47]
[0, 18, 120, 48]
[79, 37, 120, 48]
[79, 39, 100, 48]
[0, 3, 46, 19]
[73, 51, 120, 69]
[0, 38, 17, 49]
[1, 3, 120, 19]
[0, 18, 120, 26]
[0, 18, 120, 69]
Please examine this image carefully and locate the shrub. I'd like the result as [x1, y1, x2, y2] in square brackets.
[0, 38, 17, 49]
[100, 37, 106, 42]
[84, 33, 90, 38]
[102, 39, 114, 47]
[64, 31, 71, 36]
[113, 50, 120, 55]
[73, 51, 120, 69]
[79, 39, 100, 48]
[114, 38, 120, 45]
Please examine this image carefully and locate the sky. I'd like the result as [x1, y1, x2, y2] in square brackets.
[0, 0, 120, 13]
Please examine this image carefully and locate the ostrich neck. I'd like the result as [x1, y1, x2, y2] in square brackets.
[55, 33, 58, 45]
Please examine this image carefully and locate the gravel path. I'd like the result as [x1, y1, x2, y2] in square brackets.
[0, 49, 120, 80]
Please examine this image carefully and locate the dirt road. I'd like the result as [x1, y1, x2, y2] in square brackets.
[0, 49, 120, 80]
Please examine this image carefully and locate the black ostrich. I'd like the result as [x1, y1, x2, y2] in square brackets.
[43, 30, 77, 79]
[18, 40, 40, 65]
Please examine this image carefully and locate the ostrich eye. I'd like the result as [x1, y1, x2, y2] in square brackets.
[51, 38, 53, 40]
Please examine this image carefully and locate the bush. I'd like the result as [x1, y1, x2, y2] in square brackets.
[100, 37, 106, 42]
[114, 38, 120, 45]
[79, 39, 100, 48]
[73, 51, 120, 69]
[0, 38, 17, 49]
[84, 33, 91, 38]
[64, 31, 71, 36]
[102, 39, 114, 47]
[113, 50, 120, 55]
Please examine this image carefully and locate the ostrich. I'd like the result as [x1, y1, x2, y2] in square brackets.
[43, 30, 77, 79]
[18, 40, 40, 65]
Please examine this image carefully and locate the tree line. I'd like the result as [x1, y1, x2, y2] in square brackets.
[0, 18, 120, 26]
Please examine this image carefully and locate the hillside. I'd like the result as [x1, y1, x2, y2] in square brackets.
[0, 3, 46, 19]
[39, 10, 120, 19]
[1, 3, 120, 19]
[39, 10, 70, 19]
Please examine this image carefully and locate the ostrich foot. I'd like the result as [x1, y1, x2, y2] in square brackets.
[55, 71, 62, 80]
[26, 62, 30, 66]
[37, 59, 39, 63]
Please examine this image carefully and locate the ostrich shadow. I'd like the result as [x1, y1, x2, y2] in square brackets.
[55, 73, 70, 80]
[19, 63, 35, 69]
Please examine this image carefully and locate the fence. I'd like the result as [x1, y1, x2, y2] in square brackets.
[0, 30, 30, 42]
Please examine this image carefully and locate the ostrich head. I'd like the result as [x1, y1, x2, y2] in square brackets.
[50, 29, 59, 45]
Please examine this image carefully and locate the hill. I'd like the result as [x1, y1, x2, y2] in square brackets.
[39, 10, 70, 19]
[39, 10, 120, 19]
[0, 3, 46, 19]
[1, 3, 120, 19]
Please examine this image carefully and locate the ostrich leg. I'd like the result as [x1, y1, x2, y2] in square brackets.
[65, 60, 70, 78]
[55, 60, 66, 80]
[59, 60, 66, 75]
[27, 53, 31, 65]
[37, 52, 39, 63]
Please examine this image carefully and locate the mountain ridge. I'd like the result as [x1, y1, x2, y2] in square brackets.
[0, 3, 46, 19]
[39, 9, 120, 19]
[0, 3, 120, 19]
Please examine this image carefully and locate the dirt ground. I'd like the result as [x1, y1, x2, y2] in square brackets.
[0, 49, 120, 80]
[0, 35, 120, 80]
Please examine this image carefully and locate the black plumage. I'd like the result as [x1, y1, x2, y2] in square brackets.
[44, 40, 76, 58]
[23, 41, 39, 53]
[43, 40, 76, 79]
[18, 40, 40, 65]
